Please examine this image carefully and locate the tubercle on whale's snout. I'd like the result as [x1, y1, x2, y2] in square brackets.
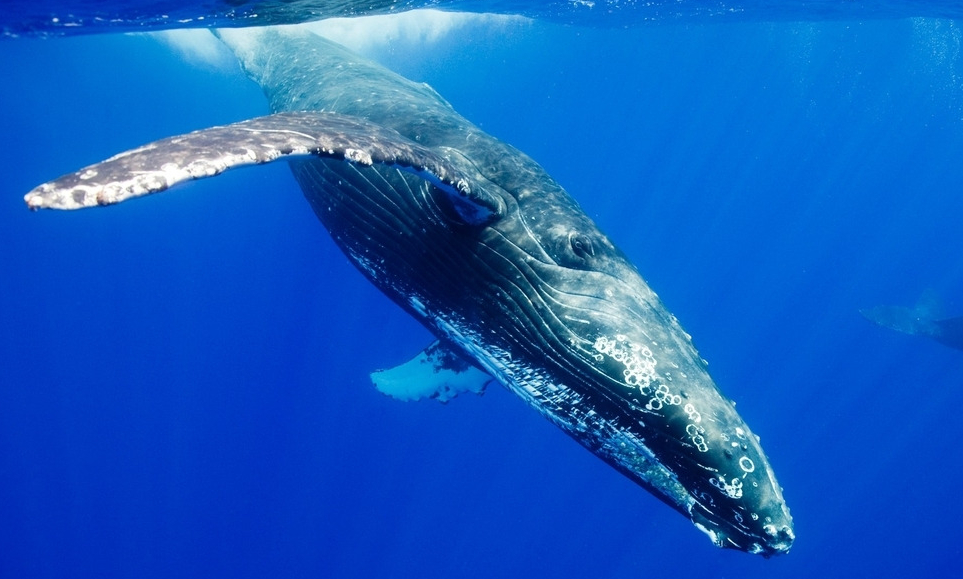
[584, 329, 793, 556]
[759, 523, 795, 557]
[677, 414, 794, 556]
[690, 502, 794, 557]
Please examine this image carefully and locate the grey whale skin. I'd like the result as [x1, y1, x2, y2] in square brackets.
[25, 28, 793, 556]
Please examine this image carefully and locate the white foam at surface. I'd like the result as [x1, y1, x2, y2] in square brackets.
[303, 9, 529, 54]
[148, 10, 530, 69]
[148, 28, 238, 70]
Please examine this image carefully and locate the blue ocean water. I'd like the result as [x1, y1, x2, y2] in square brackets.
[2, 12, 963, 579]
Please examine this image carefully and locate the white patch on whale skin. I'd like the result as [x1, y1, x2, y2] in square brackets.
[343, 148, 372, 165]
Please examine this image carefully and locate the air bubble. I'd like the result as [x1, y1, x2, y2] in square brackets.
[593, 334, 658, 393]
[684, 403, 702, 423]
[686, 423, 708, 452]
[709, 476, 744, 499]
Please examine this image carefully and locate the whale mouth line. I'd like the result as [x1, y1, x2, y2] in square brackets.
[691, 504, 794, 557]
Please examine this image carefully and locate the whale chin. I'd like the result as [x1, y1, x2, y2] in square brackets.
[691, 506, 794, 557]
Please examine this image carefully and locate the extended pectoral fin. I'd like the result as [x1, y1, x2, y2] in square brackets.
[24, 111, 504, 225]
[371, 340, 493, 403]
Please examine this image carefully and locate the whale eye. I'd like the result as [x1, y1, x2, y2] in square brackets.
[569, 232, 596, 260]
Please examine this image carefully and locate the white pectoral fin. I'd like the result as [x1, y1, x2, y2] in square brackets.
[371, 340, 492, 403]
[24, 111, 501, 220]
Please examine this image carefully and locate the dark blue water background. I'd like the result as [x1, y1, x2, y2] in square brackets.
[2, 13, 963, 579]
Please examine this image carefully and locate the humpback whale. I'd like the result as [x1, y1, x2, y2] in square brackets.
[861, 296, 963, 352]
[24, 28, 793, 555]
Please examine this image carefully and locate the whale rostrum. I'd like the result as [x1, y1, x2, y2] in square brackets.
[25, 28, 793, 556]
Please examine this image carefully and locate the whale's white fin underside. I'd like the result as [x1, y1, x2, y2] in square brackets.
[372, 340, 492, 403]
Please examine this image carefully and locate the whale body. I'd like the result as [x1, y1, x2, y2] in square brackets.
[24, 28, 793, 555]
[861, 297, 963, 352]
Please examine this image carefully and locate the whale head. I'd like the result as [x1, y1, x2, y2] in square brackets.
[495, 207, 795, 556]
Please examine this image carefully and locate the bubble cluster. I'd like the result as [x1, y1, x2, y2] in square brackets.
[644, 383, 682, 411]
[684, 403, 701, 423]
[593, 335, 657, 390]
[710, 476, 744, 499]
[686, 423, 709, 453]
